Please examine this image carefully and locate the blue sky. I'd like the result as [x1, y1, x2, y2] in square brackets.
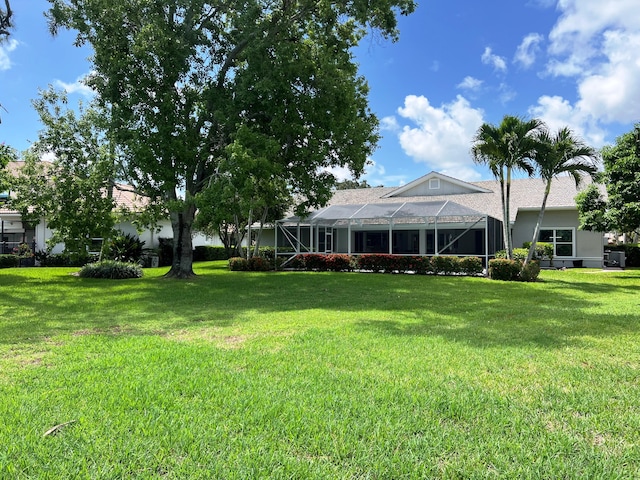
[2, 0, 639, 185]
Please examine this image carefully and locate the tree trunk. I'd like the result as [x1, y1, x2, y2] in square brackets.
[524, 181, 552, 266]
[166, 202, 196, 278]
[505, 167, 513, 259]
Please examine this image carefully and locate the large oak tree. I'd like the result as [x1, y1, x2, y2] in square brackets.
[47, 0, 416, 277]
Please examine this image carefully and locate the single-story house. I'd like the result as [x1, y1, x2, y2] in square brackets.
[265, 171, 605, 268]
[0, 161, 220, 255]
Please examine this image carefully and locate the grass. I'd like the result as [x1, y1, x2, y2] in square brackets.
[1, 262, 639, 478]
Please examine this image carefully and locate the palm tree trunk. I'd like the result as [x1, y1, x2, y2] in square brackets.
[497, 171, 509, 259]
[505, 167, 513, 259]
[525, 181, 552, 266]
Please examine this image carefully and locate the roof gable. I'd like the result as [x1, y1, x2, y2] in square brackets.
[382, 171, 492, 198]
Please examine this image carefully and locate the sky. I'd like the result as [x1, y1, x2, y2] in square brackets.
[1, 0, 639, 186]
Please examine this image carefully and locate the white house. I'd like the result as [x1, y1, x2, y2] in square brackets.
[266, 171, 605, 268]
[0, 161, 221, 255]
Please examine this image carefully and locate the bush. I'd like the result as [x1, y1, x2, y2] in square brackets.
[228, 257, 248, 271]
[519, 260, 541, 282]
[523, 242, 554, 261]
[304, 254, 329, 271]
[431, 256, 461, 275]
[0, 254, 19, 269]
[108, 232, 145, 263]
[36, 252, 97, 267]
[247, 256, 271, 271]
[324, 254, 353, 272]
[79, 260, 143, 279]
[488, 259, 521, 281]
[407, 256, 432, 275]
[495, 248, 528, 262]
[287, 254, 306, 270]
[460, 256, 484, 276]
[193, 245, 228, 262]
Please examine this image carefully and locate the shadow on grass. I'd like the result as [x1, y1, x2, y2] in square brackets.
[1, 264, 639, 350]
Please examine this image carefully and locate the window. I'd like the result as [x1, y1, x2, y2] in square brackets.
[392, 230, 419, 254]
[355, 231, 388, 253]
[429, 178, 440, 190]
[539, 228, 574, 257]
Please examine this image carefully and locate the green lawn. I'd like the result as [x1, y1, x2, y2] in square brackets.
[1, 263, 639, 478]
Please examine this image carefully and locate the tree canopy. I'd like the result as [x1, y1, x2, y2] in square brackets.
[9, 89, 118, 256]
[524, 126, 598, 264]
[471, 115, 544, 258]
[577, 124, 640, 239]
[47, 0, 416, 277]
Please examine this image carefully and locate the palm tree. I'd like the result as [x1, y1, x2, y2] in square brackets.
[524, 126, 599, 265]
[471, 115, 544, 259]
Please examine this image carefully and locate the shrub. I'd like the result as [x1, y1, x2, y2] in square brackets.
[431, 256, 461, 275]
[519, 260, 541, 282]
[304, 254, 328, 271]
[0, 254, 19, 269]
[36, 252, 97, 267]
[193, 245, 228, 262]
[228, 257, 248, 271]
[325, 254, 352, 272]
[495, 248, 528, 262]
[488, 259, 521, 281]
[407, 256, 432, 275]
[523, 241, 554, 260]
[287, 254, 306, 270]
[247, 256, 271, 271]
[460, 256, 484, 276]
[79, 260, 143, 279]
[108, 232, 145, 263]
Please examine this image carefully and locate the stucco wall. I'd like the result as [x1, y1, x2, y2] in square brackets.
[513, 209, 603, 267]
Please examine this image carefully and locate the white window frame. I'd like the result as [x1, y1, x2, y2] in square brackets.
[539, 227, 575, 258]
[429, 178, 440, 190]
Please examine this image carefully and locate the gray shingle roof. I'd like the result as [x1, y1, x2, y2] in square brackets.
[327, 175, 592, 223]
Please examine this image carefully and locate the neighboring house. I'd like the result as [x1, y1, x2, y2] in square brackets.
[266, 171, 605, 268]
[0, 161, 220, 254]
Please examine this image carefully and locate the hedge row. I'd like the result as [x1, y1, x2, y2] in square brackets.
[0, 254, 20, 269]
[488, 259, 540, 282]
[289, 254, 485, 276]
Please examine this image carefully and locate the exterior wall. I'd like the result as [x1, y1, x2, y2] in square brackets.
[399, 179, 479, 197]
[513, 209, 603, 268]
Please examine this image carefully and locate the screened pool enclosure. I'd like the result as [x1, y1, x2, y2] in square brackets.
[275, 200, 503, 266]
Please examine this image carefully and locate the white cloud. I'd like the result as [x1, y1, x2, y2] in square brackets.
[325, 159, 408, 187]
[528, 95, 607, 147]
[514, 33, 544, 68]
[536, 1, 640, 131]
[457, 76, 483, 91]
[575, 31, 640, 123]
[0, 39, 18, 71]
[481, 47, 507, 73]
[395, 95, 485, 181]
[380, 115, 400, 132]
[54, 73, 95, 97]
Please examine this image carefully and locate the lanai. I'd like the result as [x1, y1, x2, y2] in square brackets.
[275, 199, 503, 266]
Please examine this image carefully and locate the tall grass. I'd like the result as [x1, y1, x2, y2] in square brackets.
[1, 263, 639, 478]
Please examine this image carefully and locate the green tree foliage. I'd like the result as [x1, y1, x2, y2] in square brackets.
[335, 179, 373, 190]
[46, 0, 416, 278]
[524, 126, 598, 265]
[9, 89, 117, 256]
[576, 124, 640, 239]
[0, 142, 17, 194]
[471, 115, 544, 259]
[0, 0, 12, 38]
